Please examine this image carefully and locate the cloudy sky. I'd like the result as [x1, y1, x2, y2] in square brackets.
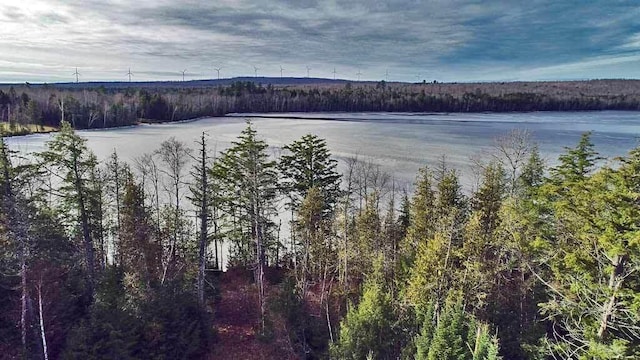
[1, 0, 639, 83]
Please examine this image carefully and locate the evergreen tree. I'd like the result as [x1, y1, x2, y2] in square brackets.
[294, 186, 332, 296]
[279, 134, 341, 216]
[119, 177, 161, 290]
[416, 295, 502, 360]
[401, 167, 436, 263]
[105, 150, 130, 266]
[212, 122, 278, 333]
[538, 144, 640, 358]
[517, 145, 545, 196]
[550, 131, 599, 184]
[39, 121, 100, 297]
[331, 257, 395, 360]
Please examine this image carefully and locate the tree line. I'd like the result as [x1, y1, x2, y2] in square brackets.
[1, 79, 639, 133]
[1, 123, 640, 359]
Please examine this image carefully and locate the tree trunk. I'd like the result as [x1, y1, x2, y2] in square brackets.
[198, 134, 208, 305]
[1, 141, 29, 353]
[73, 153, 94, 297]
[597, 255, 625, 339]
[21, 258, 27, 352]
[37, 280, 49, 360]
[114, 154, 122, 265]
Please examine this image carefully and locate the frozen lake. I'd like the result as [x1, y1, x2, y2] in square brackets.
[7, 111, 640, 191]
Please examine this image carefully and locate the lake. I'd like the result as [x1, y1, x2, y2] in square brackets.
[6, 111, 640, 191]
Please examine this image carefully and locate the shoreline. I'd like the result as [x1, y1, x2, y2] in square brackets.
[4, 108, 640, 138]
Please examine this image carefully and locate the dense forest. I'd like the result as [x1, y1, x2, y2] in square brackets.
[2, 121, 640, 359]
[1, 79, 640, 134]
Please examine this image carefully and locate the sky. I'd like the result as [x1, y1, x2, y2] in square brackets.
[1, 0, 639, 83]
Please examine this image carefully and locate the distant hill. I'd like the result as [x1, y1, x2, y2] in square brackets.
[1, 77, 357, 90]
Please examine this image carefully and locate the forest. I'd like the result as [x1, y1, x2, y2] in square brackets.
[1, 120, 640, 359]
[1, 79, 640, 135]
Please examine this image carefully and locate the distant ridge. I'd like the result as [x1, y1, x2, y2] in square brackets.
[3, 77, 640, 91]
[1, 77, 360, 89]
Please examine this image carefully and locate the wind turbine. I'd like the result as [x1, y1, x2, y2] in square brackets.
[332, 67, 337, 80]
[306, 66, 311, 78]
[181, 69, 187, 82]
[279, 65, 284, 78]
[356, 69, 363, 81]
[214, 67, 221, 80]
[253, 66, 259, 78]
[126, 68, 134, 82]
[385, 69, 389, 81]
[72, 67, 80, 83]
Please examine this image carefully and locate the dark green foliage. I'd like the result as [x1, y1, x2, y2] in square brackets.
[331, 259, 396, 360]
[414, 302, 436, 359]
[64, 270, 210, 360]
[212, 122, 279, 265]
[551, 131, 599, 183]
[425, 298, 468, 360]
[471, 162, 505, 237]
[39, 122, 101, 297]
[415, 296, 501, 360]
[138, 282, 211, 359]
[279, 134, 341, 215]
[271, 276, 330, 358]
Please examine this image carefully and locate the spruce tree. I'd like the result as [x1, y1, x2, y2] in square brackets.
[401, 167, 436, 263]
[39, 121, 99, 298]
[331, 257, 395, 360]
[212, 122, 278, 333]
[279, 134, 341, 216]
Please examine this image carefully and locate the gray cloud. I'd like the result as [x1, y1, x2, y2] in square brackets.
[0, 0, 639, 82]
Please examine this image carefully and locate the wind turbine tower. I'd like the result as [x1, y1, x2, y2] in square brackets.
[214, 67, 221, 80]
[280, 65, 284, 78]
[332, 67, 337, 80]
[306, 66, 311, 78]
[181, 69, 187, 82]
[356, 70, 363, 82]
[126, 68, 134, 82]
[73, 67, 80, 83]
[385, 69, 389, 81]
[253, 66, 259, 78]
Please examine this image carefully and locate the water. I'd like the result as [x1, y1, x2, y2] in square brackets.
[7, 111, 640, 191]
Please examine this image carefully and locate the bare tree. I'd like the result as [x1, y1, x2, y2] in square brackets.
[492, 129, 534, 195]
[156, 137, 192, 283]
